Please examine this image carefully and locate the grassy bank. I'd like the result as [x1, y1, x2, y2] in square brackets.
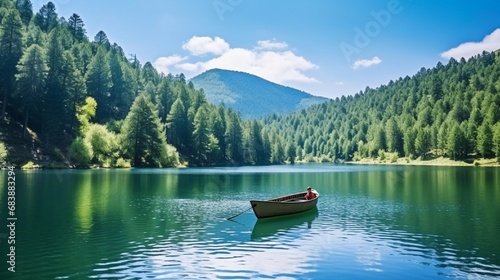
[350, 154, 500, 167]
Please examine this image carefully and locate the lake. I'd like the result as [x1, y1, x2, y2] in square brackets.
[0, 164, 499, 279]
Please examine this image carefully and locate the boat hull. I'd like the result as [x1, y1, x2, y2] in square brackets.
[250, 191, 319, 219]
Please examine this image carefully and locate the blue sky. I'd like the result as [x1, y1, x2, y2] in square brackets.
[33, 0, 500, 99]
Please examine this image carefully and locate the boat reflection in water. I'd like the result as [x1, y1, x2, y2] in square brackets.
[251, 207, 319, 240]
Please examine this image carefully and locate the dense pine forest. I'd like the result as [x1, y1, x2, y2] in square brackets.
[264, 51, 500, 164]
[0, 0, 285, 167]
[1, 0, 499, 169]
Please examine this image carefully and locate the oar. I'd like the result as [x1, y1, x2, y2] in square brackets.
[227, 205, 254, 220]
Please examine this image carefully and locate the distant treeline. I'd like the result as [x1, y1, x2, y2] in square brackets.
[264, 51, 500, 162]
[0, 0, 287, 167]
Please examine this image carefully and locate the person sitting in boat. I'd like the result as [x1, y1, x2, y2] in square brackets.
[304, 186, 316, 200]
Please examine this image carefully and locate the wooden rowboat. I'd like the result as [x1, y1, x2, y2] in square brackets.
[250, 190, 319, 219]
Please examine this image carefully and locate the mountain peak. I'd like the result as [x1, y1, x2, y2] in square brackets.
[190, 69, 327, 118]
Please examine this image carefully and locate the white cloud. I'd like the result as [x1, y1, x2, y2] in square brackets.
[182, 36, 230, 56]
[153, 55, 187, 74]
[167, 36, 319, 85]
[441, 28, 500, 60]
[256, 39, 288, 50]
[352, 56, 382, 69]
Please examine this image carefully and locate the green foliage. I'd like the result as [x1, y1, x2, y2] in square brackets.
[121, 94, 178, 167]
[192, 105, 212, 164]
[378, 149, 386, 161]
[69, 136, 93, 167]
[166, 97, 188, 154]
[76, 97, 97, 134]
[285, 142, 296, 164]
[21, 161, 39, 169]
[0, 142, 7, 163]
[115, 158, 131, 168]
[15, 44, 47, 135]
[390, 153, 398, 163]
[67, 13, 86, 41]
[85, 124, 117, 164]
[264, 51, 500, 163]
[85, 47, 112, 121]
[385, 118, 403, 155]
[4, 1, 500, 169]
[493, 123, 500, 159]
[1, 2, 271, 168]
[15, 0, 33, 26]
[224, 110, 244, 164]
[34, 1, 57, 32]
[44, 29, 67, 144]
[447, 123, 468, 160]
[477, 121, 493, 157]
[415, 127, 431, 159]
[0, 7, 23, 117]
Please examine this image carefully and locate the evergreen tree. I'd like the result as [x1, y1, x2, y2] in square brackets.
[0, 8, 23, 118]
[415, 127, 431, 159]
[166, 97, 188, 154]
[437, 122, 448, 155]
[15, 44, 47, 136]
[142, 61, 159, 85]
[493, 123, 500, 160]
[209, 106, 226, 163]
[34, 1, 57, 32]
[271, 136, 285, 164]
[71, 42, 92, 75]
[15, 0, 32, 26]
[447, 123, 467, 160]
[24, 22, 45, 47]
[62, 50, 86, 134]
[192, 105, 214, 165]
[93, 30, 109, 45]
[121, 94, 177, 167]
[224, 110, 244, 164]
[85, 46, 112, 121]
[249, 120, 267, 164]
[128, 54, 142, 95]
[385, 118, 403, 155]
[477, 121, 493, 157]
[157, 79, 173, 122]
[370, 125, 386, 157]
[67, 13, 85, 41]
[285, 142, 297, 164]
[403, 129, 416, 158]
[44, 29, 66, 146]
[260, 129, 272, 164]
[109, 51, 132, 119]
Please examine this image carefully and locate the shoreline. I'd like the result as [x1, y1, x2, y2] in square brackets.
[5, 156, 500, 170]
[347, 156, 500, 167]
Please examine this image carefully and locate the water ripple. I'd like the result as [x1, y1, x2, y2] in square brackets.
[8, 167, 500, 280]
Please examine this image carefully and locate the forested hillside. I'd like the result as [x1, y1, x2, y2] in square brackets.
[190, 69, 327, 118]
[1, 0, 499, 168]
[0, 0, 287, 167]
[264, 51, 500, 163]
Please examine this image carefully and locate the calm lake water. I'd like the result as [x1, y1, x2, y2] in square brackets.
[0, 164, 499, 279]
